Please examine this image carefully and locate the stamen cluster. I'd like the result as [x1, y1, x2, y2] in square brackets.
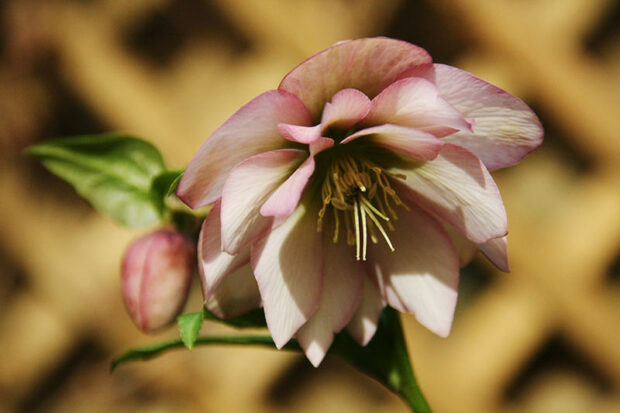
[317, 154, 408, 260]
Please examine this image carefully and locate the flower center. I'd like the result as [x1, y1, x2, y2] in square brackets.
[317, 154, 408, 260]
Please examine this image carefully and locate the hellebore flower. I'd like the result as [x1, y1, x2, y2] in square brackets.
[177, 38, 543, 366]
[121, 229, 195, 333]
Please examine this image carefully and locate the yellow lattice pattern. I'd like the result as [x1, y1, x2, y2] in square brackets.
[0, 0, 618, 412]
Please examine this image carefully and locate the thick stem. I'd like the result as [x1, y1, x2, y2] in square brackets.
[332, 308, 432, 412]
[384, 309, 432, 412]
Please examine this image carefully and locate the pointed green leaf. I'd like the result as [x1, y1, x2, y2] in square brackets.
[115, 307, 431, 412]
[177, 311, 204, 350]
[331, 308, 431, 412]
[27, 134, 166, 227]
[151, 169, 184, 217]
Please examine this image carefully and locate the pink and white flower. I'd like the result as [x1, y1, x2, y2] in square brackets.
[177, 38, 543, 366]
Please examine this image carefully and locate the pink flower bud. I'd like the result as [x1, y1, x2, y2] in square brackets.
[121, 229, 195, 333]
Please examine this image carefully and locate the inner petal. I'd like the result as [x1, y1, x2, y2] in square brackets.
[320, 88, 371, 131]
[361, 77, 472, 137]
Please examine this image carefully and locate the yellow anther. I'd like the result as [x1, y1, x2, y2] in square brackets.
[317, 154, 405, 258]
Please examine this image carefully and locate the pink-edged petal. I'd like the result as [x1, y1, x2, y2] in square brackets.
[260, 156, 315, 218]
[368, 204, 459, 337]
[320, 88, 371, 130]
[434, 64, 544, 170]
[478, 236, 509, 272]
[221, 149, 306, 254]
[296, 238, 363, 367]
[177, 90, 312, 208]
[393, 144, 508, 244]
[346, 276, 386, 346]
[362, 77, 472, 137]
[341, 124, 444, 160]
[394, 62, 436, 83]
[310, 137, 335, 157]
[444, 224, 479, 268]
[198, 201, 250, 302]
[205, 265, 262, 318]
[277, 123, 322, 144]
[251, 203, 323, 348]
[279, 38, 431, 119]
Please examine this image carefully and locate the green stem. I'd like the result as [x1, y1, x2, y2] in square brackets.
[111, 308, 432, 412]
[384, 310, 432, 412]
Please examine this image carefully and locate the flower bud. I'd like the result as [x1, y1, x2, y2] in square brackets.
[121, 229, 195, 333]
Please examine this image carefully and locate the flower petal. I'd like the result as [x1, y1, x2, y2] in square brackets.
[279, 38, 431, 119]
[341, 124, 444, 160]
[296, 238, 363, 367]
[362, 77, 472, 137]
[277, 123, 322, 144]
[198, 201, 251, 302]
[394, 62, 436, 83]
[260, 156, 315, 218]
[346, 276, 386, 346]
[368, 204, 459, 337]
[177, 90, 312, 208]
[434, 64, 544, 170]
[320, 88, 371, 130]
[251, 203, 323, 348]
[221, 149, 306, 254]
[393, 144, 508, 244]
[309, 137, 335, 156]
[205, 265, 262, 318]
[478, 236, 509, 272]
[443, 224, 479, 268]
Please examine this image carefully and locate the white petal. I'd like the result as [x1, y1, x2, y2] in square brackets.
[362, 77, 472, 137]
[251, 203, 323, 348]
[368, 204, 459, 337]
[393, 144, 507, 244]
[198, 201, 250, 302]
[178, 90, 312, 208]
[277, 123, 322, 144]
[220, 149, 306, 254]
[341, 124, 444, 160]
[478, 236, 509, 272]
[260, 156, 315, 218]
[444, 224, 479, 268]
[320, 88, 371, 130]
[205, 265, 262, 318]
[434, 64, 543, 170]
[296, 239, 363, 366]
[346, 276, 386, 346]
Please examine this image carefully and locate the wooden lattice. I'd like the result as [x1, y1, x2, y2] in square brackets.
[0, 0, 618, 412]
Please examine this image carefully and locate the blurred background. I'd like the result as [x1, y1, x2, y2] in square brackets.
[1, 0, 619, 412]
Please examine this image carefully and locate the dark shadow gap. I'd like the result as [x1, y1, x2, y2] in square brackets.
[583, 2, 620, 60]
[18, 338, 107, 413]
[122, 0, 252, 69]
[381, 0, 475, 64]
[503, 332, 614, 402]
[526, 101, 595, 173]
[456, 258, 494, 313]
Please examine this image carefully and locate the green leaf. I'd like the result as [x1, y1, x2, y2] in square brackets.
[330, 308, 431, 412]
[177, 311, 204, 350]
[111, 335, 300, 371]
[202, 307, 267, 329]
[27, 134, 166, 227]
[150, 169, 183, 217]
